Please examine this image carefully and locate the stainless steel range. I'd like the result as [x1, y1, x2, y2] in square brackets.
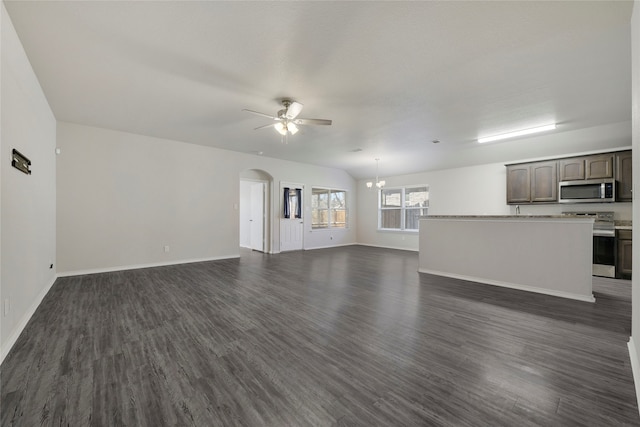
[563, 211, 616, 278]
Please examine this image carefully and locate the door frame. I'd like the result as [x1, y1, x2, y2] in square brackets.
[240, 176, 272, 254]
[280, 181, 305, 252]
[249, 181, 266, 252]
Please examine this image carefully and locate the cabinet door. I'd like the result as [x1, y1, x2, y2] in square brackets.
[585, 154, 614, 179]
[530, 161, 557, 202]
[559, 158, 585, 181]
[616, 150, 632, 202]
[506, 164, 531, 204]
[617, 237, 632, 279]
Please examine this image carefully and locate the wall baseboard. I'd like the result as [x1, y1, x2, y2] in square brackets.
[304, 243, 357, 251]
[356, 243, 419, 252]
[57, 254, 240, 277]
[628, 337, 640, 416]
[0, 275, 57, 365]
[418, 268, 596, 303]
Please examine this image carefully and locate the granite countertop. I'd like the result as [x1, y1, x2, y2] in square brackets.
[420, 215, 632, 228]
[615, 220, 632, 230]
[420, 215, 592, 220]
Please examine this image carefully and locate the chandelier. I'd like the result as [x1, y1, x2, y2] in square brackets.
[366, 158, 385, 189]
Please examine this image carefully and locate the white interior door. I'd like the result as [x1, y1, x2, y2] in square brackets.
[239, 181, 251, 248]
[250, 182, 265, 251]
[280, 186, 304, 252]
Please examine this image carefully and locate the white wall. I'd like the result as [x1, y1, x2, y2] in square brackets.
[56, 122, 357, 275]
[0, 3, 57, 362]
[357, 162, 508, 251]
[629, 0, 640, 411]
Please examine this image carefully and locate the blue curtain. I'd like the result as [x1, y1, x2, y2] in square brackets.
[283, 187, 290, 218]
[295, 188, 302, 219]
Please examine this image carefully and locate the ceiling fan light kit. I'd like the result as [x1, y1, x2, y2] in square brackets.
[242, 99, 332, 142]
[274, 121, 298, 136]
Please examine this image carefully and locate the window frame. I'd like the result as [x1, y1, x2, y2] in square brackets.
[311, 187, 349, 230]
[378, 185, 429, 232]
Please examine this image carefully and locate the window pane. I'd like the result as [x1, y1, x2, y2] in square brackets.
[288, 192, 298, 217]
[405, 208, 428, 230]
[330, 190, 346, 208]
[312, 208, 329, 228]
[380, 209, 402, 229]
[312, 188, 346, 229]
[331, 209, 347, 228]
[381, 189, 402, 207]
[405, 186, 429, 208]
[378, 185, 429, 231]
[312, 189, 329, 209]
[331, 190, 347, 228]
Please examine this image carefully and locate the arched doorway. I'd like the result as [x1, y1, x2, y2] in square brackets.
[239, 169, 273, 253]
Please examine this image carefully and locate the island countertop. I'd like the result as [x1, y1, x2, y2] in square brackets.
[420, 215, 594, 220]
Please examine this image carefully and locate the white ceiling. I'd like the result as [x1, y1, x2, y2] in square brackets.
[4, 1, 634, 179]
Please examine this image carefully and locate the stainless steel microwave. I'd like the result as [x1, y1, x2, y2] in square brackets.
[559, 179, 615, 203]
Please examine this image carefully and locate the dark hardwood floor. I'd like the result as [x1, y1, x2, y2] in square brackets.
[1, 245, 638, 426]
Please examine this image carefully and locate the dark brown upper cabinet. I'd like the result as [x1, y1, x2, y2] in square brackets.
[506, 150, 629, 205]
[530, 161, 558, 202]
[559, 158, 585, 181]
[616, 150, 632, 202]
[559, 154, 614, 181]
[506, 160, 557, 204]
[585, 154, 614, 179]
[506, 164, 531, 203]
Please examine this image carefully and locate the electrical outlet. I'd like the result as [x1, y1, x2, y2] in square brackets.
[164, 245, 170, 253]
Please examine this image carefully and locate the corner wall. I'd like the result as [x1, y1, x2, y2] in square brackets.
[356, 162, 510, 251]
[629, 0, 640, 412]
[0, 3, 57, 363]
[56, 122, 357, 275]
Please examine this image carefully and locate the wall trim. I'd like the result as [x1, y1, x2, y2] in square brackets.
[418, 268, 596, 303]
[304, 243, 357, 251]
[0, 275, 57, 365]
[56, 254, 240, 277]
[356, 243, 419, 252]
[628, 337, 640, 416]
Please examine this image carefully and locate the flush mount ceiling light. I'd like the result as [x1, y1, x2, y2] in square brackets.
[366, 158, 386, 190]
[478, 123, 557, 144]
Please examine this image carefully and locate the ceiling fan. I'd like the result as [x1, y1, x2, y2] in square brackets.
[242, 99, 332, 142]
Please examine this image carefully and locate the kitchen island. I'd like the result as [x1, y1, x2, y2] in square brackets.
[419, 215, 595, 302]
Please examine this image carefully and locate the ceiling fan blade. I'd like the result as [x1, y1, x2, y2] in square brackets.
[242, 109, 278, 120]
[253, 122, 278, 131]
[293, 118, 332, 126]
[285, 101, 304, 119]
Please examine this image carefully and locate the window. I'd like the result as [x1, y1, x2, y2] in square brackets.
[312, 188, 347, 229]
[379, 186, 428, 231]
